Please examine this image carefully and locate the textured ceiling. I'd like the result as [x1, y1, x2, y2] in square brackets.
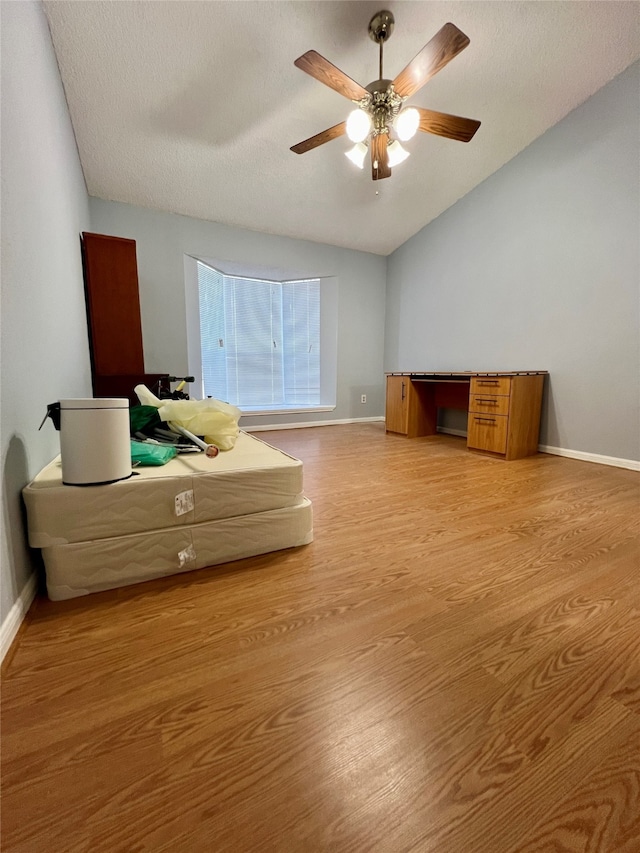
[44, 1, 640, 255]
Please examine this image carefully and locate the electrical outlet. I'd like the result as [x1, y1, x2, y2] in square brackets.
[361, 394, 367, 404]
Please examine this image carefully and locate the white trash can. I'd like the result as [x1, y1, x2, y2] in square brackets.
[58, 398, 131, 485]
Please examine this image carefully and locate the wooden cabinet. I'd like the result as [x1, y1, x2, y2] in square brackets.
[467, 375, 510, 455]
[385, 376, 409, 434]
[82, 233, 145, 377]
[385, 372, 546, 460]
[467, 374, 545, 460]
[82, 232, 168, 403]
[385, 376, 438, 438]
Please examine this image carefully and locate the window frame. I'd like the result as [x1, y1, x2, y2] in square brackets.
[184, 255, 337, 416]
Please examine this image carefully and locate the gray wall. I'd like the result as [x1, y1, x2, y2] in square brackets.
[89, 199, 388, 427]
[1, 1, 92, 625]
[386, 62, 640, 463]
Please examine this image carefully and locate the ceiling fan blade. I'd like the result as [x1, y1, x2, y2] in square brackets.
[290, 121, 347, 155]
[392, 23, 470, 99]
[294, 50, 369, 101]
[416, 108, 481, 142]
[371, 134, 391, 181]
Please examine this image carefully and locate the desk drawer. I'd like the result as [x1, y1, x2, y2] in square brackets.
[469, 394, 510, 416]
[471, 376, 512, 396]
[467, 412, 508, 454]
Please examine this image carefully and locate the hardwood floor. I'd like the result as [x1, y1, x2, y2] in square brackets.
[2, 424, 639, 853]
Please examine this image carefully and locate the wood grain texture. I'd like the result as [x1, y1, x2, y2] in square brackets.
[82, 232, 145, 377]
[416, 107, 481, 142]
[506, 374, 546, 460]
[2, 424, 639, 853]
[294, 50, 368, 101]
[384, 375, 408, 433]
[469, 393, 511, 416]
[392, 22, 470, 99]
[371, 132, 391, 180]
[290, 121, 347, 155]
[385, 376, 439, 437]
[392, 373, 545, 459]
[467, 410, 509, 454]
[470, 375, 513, 396]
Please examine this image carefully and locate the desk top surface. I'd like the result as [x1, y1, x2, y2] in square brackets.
[385, 371, 548, 377]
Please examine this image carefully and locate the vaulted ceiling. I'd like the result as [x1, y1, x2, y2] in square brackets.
[44, 1, 640, 255]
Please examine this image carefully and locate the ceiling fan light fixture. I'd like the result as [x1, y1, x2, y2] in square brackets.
[346, 108, 372, 143]
[395, 107, 420, 142]
[387, 140, 410, 167]
[345, 142, 368, 169]
[291, 15, 480, 181]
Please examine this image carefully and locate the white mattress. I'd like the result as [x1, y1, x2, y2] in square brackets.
[42, 497, 313, 601]
[23, 431, 304, 547]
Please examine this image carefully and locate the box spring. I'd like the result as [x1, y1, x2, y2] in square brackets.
[23, 431, 313, 600]
[42, 498, 313, 601]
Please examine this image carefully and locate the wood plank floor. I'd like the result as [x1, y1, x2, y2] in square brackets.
[2, 424, 639, 853]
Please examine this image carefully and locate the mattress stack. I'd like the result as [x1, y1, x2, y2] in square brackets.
[23, 431, 313, 600]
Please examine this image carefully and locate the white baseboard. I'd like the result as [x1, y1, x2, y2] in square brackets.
[441, 429, 639, 470]
[1, 572, 37, 663]
[245, 416, 385, 432]
[439, 428, 639, 470]
[539, 445, 640, 471]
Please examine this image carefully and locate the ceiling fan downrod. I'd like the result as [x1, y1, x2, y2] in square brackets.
[361, 10, 402, 138]
[368, 9, 394, 81]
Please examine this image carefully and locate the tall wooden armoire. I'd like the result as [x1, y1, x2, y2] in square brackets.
[81, 232, 167, 403]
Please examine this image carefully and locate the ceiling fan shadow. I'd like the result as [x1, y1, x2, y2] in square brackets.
[147, 56, 276, 147]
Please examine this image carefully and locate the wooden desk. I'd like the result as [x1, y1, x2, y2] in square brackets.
[385, 371, 547, 460]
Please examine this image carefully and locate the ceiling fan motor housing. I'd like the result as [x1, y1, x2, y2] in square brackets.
[360, 80, 404, 136]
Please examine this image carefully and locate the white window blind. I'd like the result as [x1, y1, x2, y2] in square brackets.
[197, 261, 321, 410]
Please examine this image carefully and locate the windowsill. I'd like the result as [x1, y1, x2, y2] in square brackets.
[239, 405, 336, 417]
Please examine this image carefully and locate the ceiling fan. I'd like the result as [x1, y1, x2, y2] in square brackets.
[291, 10, 481, 181]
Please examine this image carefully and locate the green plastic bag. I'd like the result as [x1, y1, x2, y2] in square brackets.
[131, 441, 177, 466]
[129, 405, 162, 436]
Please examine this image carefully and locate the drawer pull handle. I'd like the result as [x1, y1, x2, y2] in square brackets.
[477, 398, 498, 405]
[475, 416, 497, 424]
[477, 380, 499, 386]
[401, 382, 406, 401]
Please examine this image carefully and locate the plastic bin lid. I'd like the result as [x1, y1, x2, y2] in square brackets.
[59, 398, 129, 409]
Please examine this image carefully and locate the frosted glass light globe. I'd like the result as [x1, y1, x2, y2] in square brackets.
[395, 107, 419, 142]
[387, 140, 410, 167]
[345, 142, 368, 169]
[346, 109, 372, 143]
